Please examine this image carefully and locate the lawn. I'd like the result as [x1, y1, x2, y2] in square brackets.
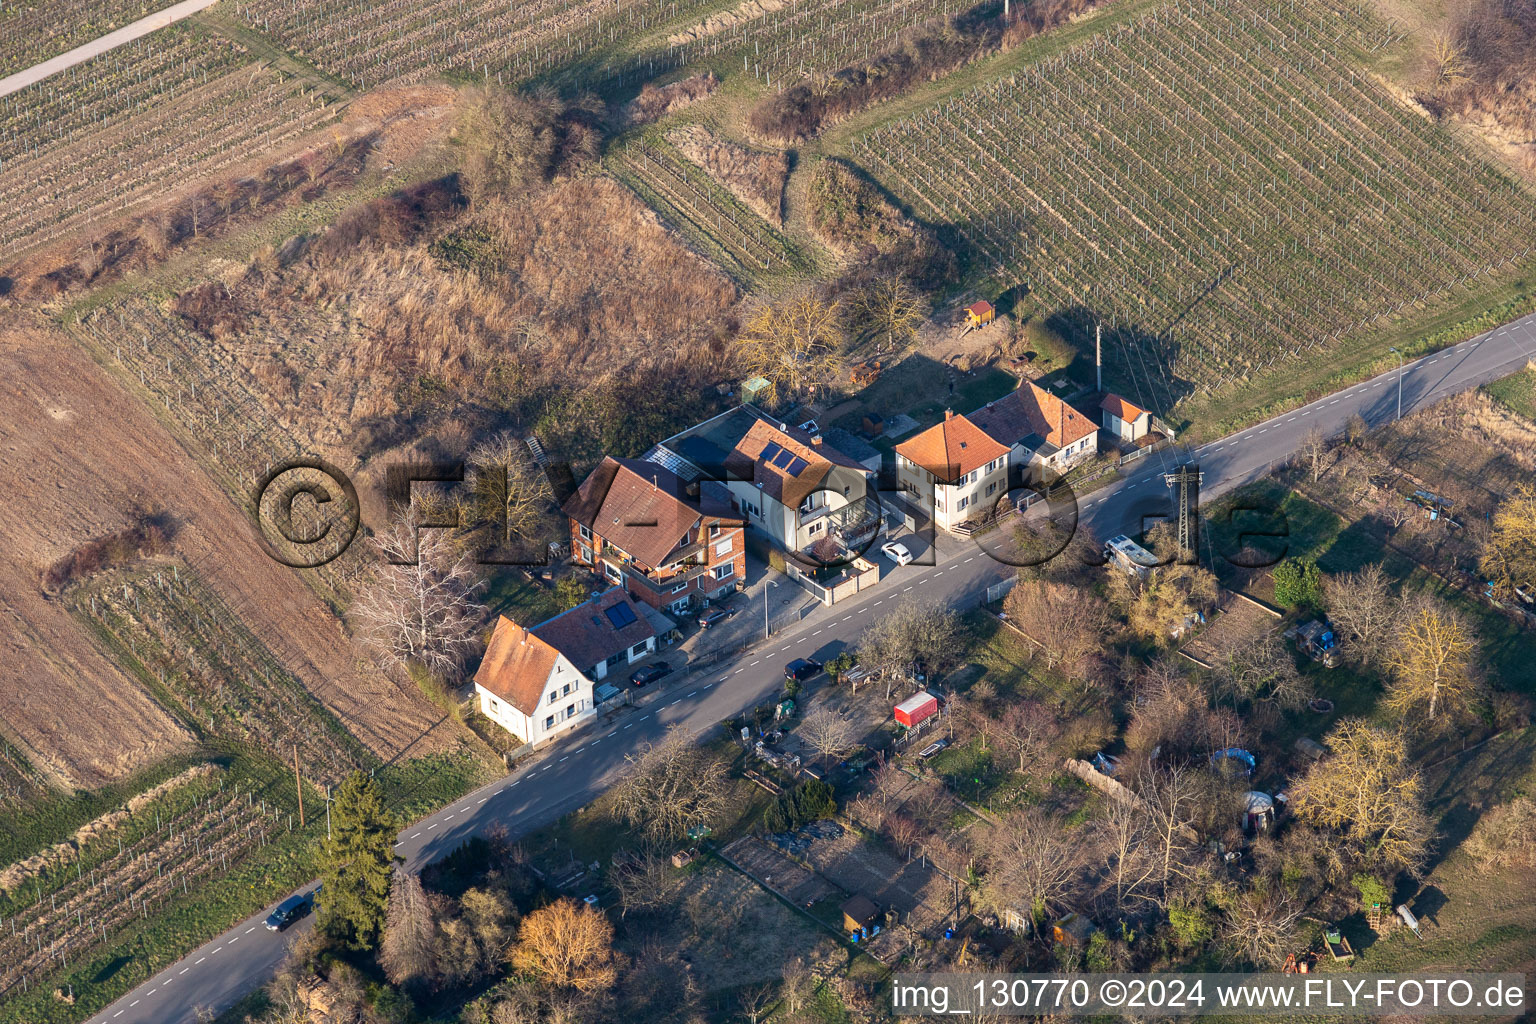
[481, 567, 562, 626]
[1483, 365, 1536, 422]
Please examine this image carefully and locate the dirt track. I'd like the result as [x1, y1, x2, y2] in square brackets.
[0, 316, 455, 789]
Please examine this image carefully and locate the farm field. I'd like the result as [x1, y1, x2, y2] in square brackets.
[852, 0, 1536, 416]
[237, 0, 720, 90]
[612, 135, 809, 283]
[0, 0, 180, 78]
[0, 25, 344, 259]
[672, 0, 954, 82]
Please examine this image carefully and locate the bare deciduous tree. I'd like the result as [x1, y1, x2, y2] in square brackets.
[612, 727, 731, 844]
[1214, 631, 1307, 711]
[507, 898, 616, 993]
[800, 706, 857, 765]
[736, 293, 843, 400]
[1291, 718, 1434, 875]
[1324, 563, 1397, 666]
[1300, 425, 1329, 483]
[353, 513, 486, 677]
[1221, 888, 1303, 968]
[996, 700, 1060, 777]
[1481, 483, 1536, 602]
[612, 849, 687, 918]
[1004, 579, 1109, 679]
[858, 278, 925, 352]
[981, 806, 1085, 925]
[466, 431, 556, 553]
[856, 597, 964, 691]
[1386, 595, 1480, 721]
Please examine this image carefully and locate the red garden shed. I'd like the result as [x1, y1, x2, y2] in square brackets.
[894, 690, 938, 728]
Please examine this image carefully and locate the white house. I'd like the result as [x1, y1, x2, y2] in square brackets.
[1100, 393, 1152, 442]
[656, 407, 883, 559]
[966, 380, 1100, 478]
[894, 409, 1012, 533]
[473, 589, 657, 747]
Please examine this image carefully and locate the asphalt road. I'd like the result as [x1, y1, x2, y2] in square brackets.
[84, 307, 1536, 1024]
[0, 0, 222, 100]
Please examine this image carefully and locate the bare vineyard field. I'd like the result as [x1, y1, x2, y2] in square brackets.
[72, 564, 374, 786]
[614, 137, 808, 281]
[689, 0, 954, 84]
[853, 0, 1536, 411]
[0, 26, 343, 258]
[0, 758, 293, 1005]
[0, 739, 46, 813]
[238, 0, 719, 89]
[0, 0, 179, 77]
[70, 299, 368, 603]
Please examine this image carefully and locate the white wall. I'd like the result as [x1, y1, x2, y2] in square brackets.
[476, 654, 596, 747]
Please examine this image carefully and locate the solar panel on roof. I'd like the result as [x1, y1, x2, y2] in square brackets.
[785, 457, 808, 476]
[604, 602, 637, 629]
[775, 449, 797, 470]
[760, 442, 784, 465]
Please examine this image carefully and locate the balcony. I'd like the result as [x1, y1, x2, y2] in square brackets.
[623, 560, 715, 597]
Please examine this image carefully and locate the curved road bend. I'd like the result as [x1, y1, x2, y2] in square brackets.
[0, 0, 222, 100]
[88, 308, 1536, 1024]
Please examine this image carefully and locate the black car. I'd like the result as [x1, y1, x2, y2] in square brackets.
[698, 607, 735, 629]
[264, 888, 318, 931]
[784, 658, 823, 683]
[630, 662, 673, 686]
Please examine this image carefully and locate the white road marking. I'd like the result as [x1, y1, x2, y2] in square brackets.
[750, 660, 760, 666]
[558, 756, 569, 763]
[873, 599, 884, 606]
[228, 936, 239, 944]
[147, 989, 157, 996]
[427, 822, 438, 829]
[195, 957, 206, 965]
[811, 629, 822, 636]
[130, 1003, 140, 1009]
[445, 813, 456, 820]
[209, 946, 220, 955]
[670, 699, 682, 706]
[478, 797, 488, 803]
[245, 927, 254, 934]
[114, 1012, 124, 1018]
[903, 586, 913, 592]
[410, 831, 421, 838]
[934, 570, 944, 576]
[624, 723, 634, 729]
[180, 969, 189, 976]
[687, 690, 698, 697]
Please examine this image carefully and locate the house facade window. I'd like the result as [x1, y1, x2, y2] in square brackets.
[671, 581, 689, 594]
[958, 495, 969, 510]
[547, 690, 558, 705]
[565, 703, 576, 720]
[545, 715, 555, 729]
[562, 683, 571, 697]
[630, 641, 649, 657]
[577, 523, 592, 542]
[578, 543, 592, 563]
[712, 564, 733, 581]
[713, 538, 732, 558]
[808, 521, 822, 535]
[986, 482, 997, 496]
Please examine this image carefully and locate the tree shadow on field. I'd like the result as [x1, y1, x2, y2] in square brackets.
[1042, 306, 1196, 416]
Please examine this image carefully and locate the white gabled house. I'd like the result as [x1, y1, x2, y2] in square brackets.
[473, 589, 657, 747]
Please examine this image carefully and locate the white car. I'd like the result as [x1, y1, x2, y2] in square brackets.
[881, 541, 914, 566]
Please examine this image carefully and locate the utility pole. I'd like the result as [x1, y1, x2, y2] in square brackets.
[325, 784, 332, 841]
[1163, 464, 1204, 564]
[1095, 323, 1103, 393]
[293, 745, 304, 829]
[1389, 347, 1403, 421]
[763, 580, 778, 640]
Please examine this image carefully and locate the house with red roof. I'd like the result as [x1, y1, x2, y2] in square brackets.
[563, 457, 745, 616]
[893, 410, 1011, 533]
[473, 588, 657, 746]
[894, 380, 1100, 532]
[654, 406, 882, 559]
[1100, 393, 1152, 442]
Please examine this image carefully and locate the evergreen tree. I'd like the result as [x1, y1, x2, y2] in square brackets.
[1272, 557, 1324, 610]
[319, 771, 398, 950]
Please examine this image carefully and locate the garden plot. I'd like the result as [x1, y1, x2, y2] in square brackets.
[1178, 593, 1280, 668]
[854, 0, 1536, 411]
[723, 835, 841, 908]
[800, 826, 953, 932]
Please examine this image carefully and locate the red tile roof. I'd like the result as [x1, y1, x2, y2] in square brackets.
[474, 616, 560, 716]
[967, 300, 994, 318]
[894, 411, 1010, 483]
[563, 457, 741, 568]
[969, 381, 1097, 452]
[1100, 393, 1148, 423]
[724, 418, 864, 509]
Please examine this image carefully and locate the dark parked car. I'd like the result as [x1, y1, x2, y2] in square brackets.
[698, 607, 736, 629]
[784, 658, 823, 683]
[630, 662, 673, 687]
[264, 887, 319, 931]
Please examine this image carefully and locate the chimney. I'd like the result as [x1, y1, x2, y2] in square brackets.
[944, 408, 954, 420]
[811, 435, 823, 445]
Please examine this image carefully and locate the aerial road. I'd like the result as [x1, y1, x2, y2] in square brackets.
[87, 306, 1536, 1024]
